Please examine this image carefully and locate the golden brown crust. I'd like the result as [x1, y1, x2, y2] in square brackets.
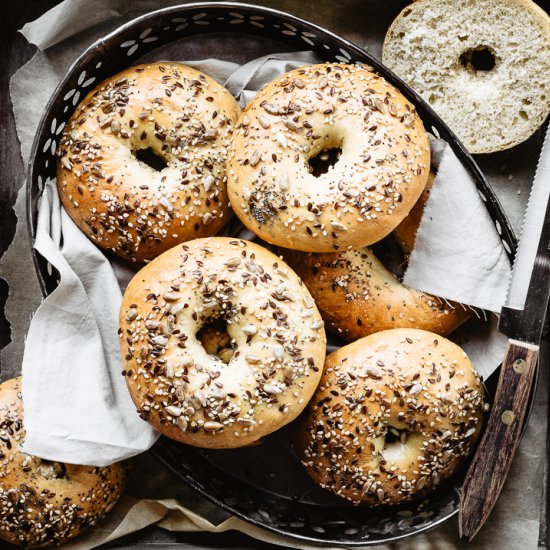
[0, 377, 126, 548]
[119, 237, 326, 448]
[284, 245, 471, 341]
[57, 62, 241, 262]
[227, 63, 430, 252]
[296, 329, 485, 506]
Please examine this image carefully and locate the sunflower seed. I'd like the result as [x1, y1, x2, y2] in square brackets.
[263, 103, 279, 115]
[203, 421, 223, 432]
[310, 320, 324, 330]
[245, 260, 259, 273]
[416, 476, 427, 490]
[284, 118, 298, 130]
[61, 157, 73, 170]
[159, 197, 172, 211]
[177, 416, 188, 431]
[163, 292, 180, 302]
[165, 405, 182, 417]
[250, 150, 262, 166]
[276, 282, 287, 294]
[152, 335, 168, 346]
[245, 354, 261, 364]
[126, 308, 138, 322]
[224, 257, 241, 268]
[366, 367, 382, 379]
[330, 221, 347, 231]
[258, 115, 271, 129]
[171, 302, 185, 315]
[165, 361, 175, 378]
[464, 427, 477, 438]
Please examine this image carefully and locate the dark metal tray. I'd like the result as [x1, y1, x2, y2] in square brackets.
[26, 2, 525, 547]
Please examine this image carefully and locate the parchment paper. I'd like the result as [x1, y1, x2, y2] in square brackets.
[1, 1, 547, 549]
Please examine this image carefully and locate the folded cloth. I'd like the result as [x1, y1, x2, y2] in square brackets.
[403, 136, 512, 312]
[22, 182, 158, 466]
[21, 52, 320, 467]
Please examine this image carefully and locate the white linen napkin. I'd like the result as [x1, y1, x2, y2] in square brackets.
[403, 137, 512, 312]
[22, 182, 158, 466]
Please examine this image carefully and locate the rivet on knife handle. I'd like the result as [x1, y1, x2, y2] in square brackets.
[459, 339, 539, 541]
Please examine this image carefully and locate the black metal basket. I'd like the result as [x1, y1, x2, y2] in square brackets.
[26, 3, 522, 546]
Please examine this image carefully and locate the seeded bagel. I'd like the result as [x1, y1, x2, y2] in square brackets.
[383, 0, 550, 153]
[285, 245, 470, 342]
[227, 63, 430, 252]
[0, 377, 126, 548]
[296, 329, 485, 506]
[57, 62, 241, 262]
[119, 237, 326, 448]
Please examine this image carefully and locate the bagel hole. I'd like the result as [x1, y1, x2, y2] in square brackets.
[308, 147, 342, 177]
[459, 46, 496, 72]
[381, 426, 413, 463]
[38, 460, 67, 480]
[134, 147, 168, 171]
[196, 317, 234, 364]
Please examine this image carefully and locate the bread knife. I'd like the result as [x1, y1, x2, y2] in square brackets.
[459, 121, 550, 541]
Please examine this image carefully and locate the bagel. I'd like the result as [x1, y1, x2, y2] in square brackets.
[119, 237, 326, 448]
[285, 245, 470, 341]
[383, 0, 550, 154]
[296, 329, 485, 506]
[227, 63, 431, 252]
[0, 377, 126, 548]
[57, 62, 241, 262]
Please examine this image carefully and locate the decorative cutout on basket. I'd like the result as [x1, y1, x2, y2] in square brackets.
[120, 27, 159, 56]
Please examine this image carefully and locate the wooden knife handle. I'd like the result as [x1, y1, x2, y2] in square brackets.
[459, 338, 539, 541]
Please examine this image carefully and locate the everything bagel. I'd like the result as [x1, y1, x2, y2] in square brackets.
[227, 63, 431, 252]
[0, 377, 126, 548]
[57, 62, 241, 262]
[296, 329, 485, 506]
[286, 245, 470, 341]
[119, 237, 326, 448]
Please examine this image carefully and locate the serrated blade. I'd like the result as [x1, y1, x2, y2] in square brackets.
[498, 121, 550, 344]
